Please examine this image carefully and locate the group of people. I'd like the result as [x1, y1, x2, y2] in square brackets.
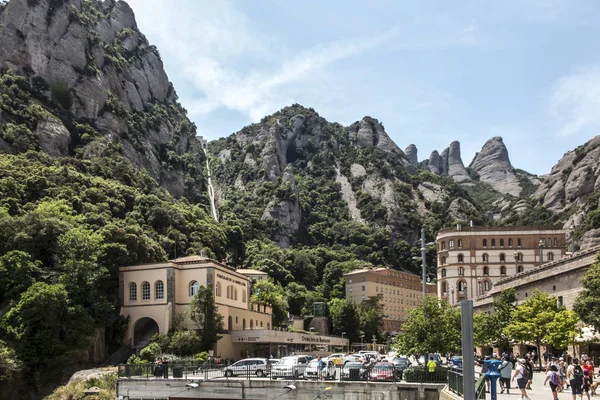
[544, 354, 596, 400]
[153, 358, 169, 378]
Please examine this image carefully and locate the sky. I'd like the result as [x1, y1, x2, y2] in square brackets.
[125, 0, 600, 175]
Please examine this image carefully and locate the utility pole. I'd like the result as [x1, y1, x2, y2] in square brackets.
[421, 228, 427, 298]
[461, 300, 475, 400]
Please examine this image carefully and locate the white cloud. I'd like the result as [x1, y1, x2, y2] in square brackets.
[550, 67, 600, 136]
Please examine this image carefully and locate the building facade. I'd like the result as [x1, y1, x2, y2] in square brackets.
[436, 225, 567, 303]
[120, 256, 348, 360]
[344, 267, 436, 334]
[235, 269, 269, 282]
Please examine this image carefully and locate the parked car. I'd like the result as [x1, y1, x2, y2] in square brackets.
[269, 358, 281, 365]
[418, 353, 443, 366]
[391, 357, 411, 379]
[449, 356, 463, 369]
[369, 362, 396, 382]
[327, 353, 346, 366]
[341, 362, 368, 381]
[271, 356, 309, 379]
[359, 351, 383, 361]
[344, 353, 365, 363]
[305, 359, 336, 380]
[222, 358, 270, 377]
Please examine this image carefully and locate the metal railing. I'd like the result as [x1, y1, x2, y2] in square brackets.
[448, 369, 485, 399]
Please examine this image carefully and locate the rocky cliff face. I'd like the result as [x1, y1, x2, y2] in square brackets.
[0, 0, 204, 199]
[469, 137, 521, 197]
[424, 141, 471, 183]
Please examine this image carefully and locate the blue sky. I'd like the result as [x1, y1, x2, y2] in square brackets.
[126, 0, 600, 175]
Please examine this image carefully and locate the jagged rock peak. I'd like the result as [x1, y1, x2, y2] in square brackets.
[447, 141, 472, 183]
[427, 150, 441, 174]
[405, 144, 418, 168]
[469, 136, 522, 196]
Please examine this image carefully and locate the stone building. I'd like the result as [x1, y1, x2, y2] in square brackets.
[344, 267, 436, 334]
[473, 245, 600, 358]
[436, 225, 567, 303]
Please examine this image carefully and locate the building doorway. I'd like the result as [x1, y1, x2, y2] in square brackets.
[133, 317, 159, 347]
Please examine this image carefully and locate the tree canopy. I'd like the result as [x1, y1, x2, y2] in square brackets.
[574, 256, 600, 331]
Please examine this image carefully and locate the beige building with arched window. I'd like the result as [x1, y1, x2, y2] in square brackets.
[436, 225, 566, 304]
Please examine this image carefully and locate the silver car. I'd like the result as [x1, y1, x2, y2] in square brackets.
[271, 356, 309, 379]
[222, 358, 270, 377]
[305, 359, 336, 380]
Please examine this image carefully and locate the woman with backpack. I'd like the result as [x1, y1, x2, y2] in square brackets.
[544, 364, 561, 400]
[512, 358, 531, 400]
[499, 356, 513, 394]
[567, 358, 584, 400]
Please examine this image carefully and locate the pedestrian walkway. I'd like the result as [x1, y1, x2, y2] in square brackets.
[497, 368, 582, 400]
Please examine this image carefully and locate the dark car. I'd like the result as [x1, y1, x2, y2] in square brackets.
[391, 357, 410, 378]
[341, 362, 368, 381]
[369, 362, 396, 382]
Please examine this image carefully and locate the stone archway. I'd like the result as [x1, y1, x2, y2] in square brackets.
[133, 317, 159, 347]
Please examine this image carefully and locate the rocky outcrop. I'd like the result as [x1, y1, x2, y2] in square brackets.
[534, 136, 600, 212]
[0, 0, 203, 198]
[427, 150, 442, 174]
[405, 144, 418, 168]
[469, 137, 521, 197]
[447, 141, 472, 183]
[448, 198, 477, 221]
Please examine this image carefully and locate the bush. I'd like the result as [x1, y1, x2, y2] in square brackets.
[140, 342, 162, 362]
[403, 366, 448, 382]
[195, 351, 209, 362]
[50, 79, 72, 109]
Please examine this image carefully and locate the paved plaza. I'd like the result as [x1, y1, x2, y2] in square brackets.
[495, 368, 595, 400]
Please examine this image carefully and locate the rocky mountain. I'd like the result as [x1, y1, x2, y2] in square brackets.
[0, 0, 205, 200]
[422, 141, 471, 184]
[469, 136, 522, 196]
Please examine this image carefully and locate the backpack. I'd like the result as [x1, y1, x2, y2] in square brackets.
[520, 365, 529, 380]
[550, 371, 561, 386]
[574, 365, 584, 381]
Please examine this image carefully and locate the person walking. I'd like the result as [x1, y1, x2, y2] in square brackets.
[544, 364, 561, 400]
[317, 356, 326, 381]
[512, 358, 531, 400]
[525, 354, 534, 390]
[499, 356, 513, 394]
[567, 358, 584, 400]
[427, 356, 437, 381]
[560, 357, 568, 391]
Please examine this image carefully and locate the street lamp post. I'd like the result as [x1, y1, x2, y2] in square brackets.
[513, 252, 519, 274]
[539, 239, 545, 266]
[451, 288, 455, 305]
[309, 327, 315, 353]
[420, 228, 427, 298]
[477, 277, 482, 297]
[360, 334, 365, 350]
[372, 335, 377, 352]
[341, 332, 346, 353]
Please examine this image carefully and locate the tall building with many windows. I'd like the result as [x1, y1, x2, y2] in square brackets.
[344, 267, 436, 334]
[436, 225, 567, 303]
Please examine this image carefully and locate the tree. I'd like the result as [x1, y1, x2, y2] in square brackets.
[189, 285, 224, 351]
[0, 339, 21, 383]
[1, 282, 94, 387]
[328, 298, 360, 342]
[574, 256, 600, 331]
[169, 330, 203, 355]
[288, 251, 317, 289]
[395, 296, 461, 356]
[545, 309, 580, 351]
[358, 295, 386, 342]
[504, 290, 558, 368]
[251, 280, 288, 327]
[474, 289, 517, 350]
[0, 250, 42, 303]
[474, 312, 495, 347]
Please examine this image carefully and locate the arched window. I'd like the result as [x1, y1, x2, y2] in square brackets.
[458, 239, 463, 248]
[483, 266, 489, 275]
[483, 280, 491, 291]
[500, 253, 506, 262]
[500, 266, 506, 275]
[441, 241, 446, 250]
[141, 281, 150, 300]
[548, 237, 552, 247]
[155, 280, 164, 300]
[500, 239, 504, 247]
[228, 316, 232, 330]
[491, 239, 496, 247]
[189, 281, 199, 297]
[441, 256, 446, 265]
[458, 267, 464, 276]
[482, 254, 488, 263]
[129, 282, 137, 301]
[458, 280, 467, 291]
[517, 265, 524, 273]
[250, 319, 254, 329]
[442, 281, 448, 293]
[483, 239, 487, 247]
[227, 285, 232, 299]
[548, 252, 554, 261]
[517, 253, 523, 262]
[260, 321, 263, 327]
[243, 319, 246, 329]
[554, 238, 558, 247]
[234, 288, 238, 301]
[458, 254, 464, 263]
[441, 268, 446, 278]
[517, 238, 522, 247]
[242, 290, 246, 303]
[267, 323, 270, 330]
[508, 238, 513, 247]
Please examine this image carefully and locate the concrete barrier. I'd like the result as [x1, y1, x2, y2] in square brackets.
[117, 378, 445, 400]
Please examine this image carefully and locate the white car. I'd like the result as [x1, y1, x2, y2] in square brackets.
[305, 359, 336, 380]
[271, 356, 309, 379]
[222, 358, 270, 377]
